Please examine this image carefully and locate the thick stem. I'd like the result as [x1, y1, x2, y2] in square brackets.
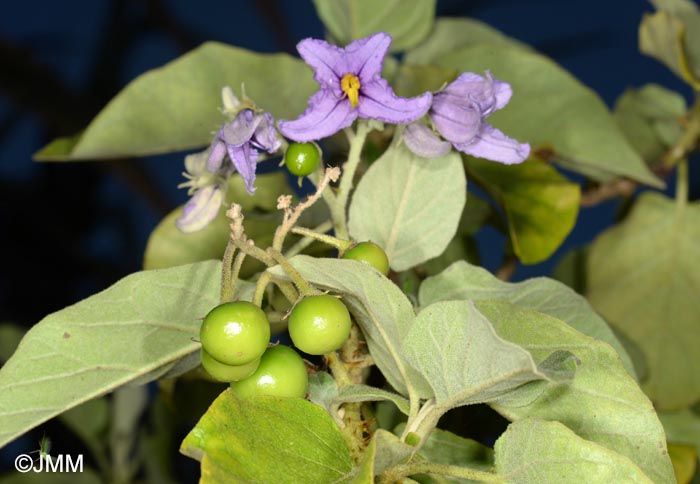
[220, 241, 236, 303]
[676, 158, 689, 213]
[381, 461, 502, 484]
[291, 226, 353, 251]
[331, 121, 369, 239]
[253, 271, 272, 307]
[221, 250, 246, 303]
[266, 247, 321, 298]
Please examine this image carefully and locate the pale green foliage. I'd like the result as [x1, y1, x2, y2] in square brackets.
[348, 144, 466, 271]
[494, 420, 654, 483]
[34, 43, 316, 160]
[614, 84, 686, 165]
[478, 302, 675, 484]
[418, 260, 635, 376]
[587, 192, 700, 409]
[0, 261, 250, 448]
[351, 430, 414, 483]
[404, 300, 575, 411]
[312, 0, 435, 52]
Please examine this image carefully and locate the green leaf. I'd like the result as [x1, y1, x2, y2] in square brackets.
[434, 45, 663, 187]
[181, 390, 353, 484]
[419, 260, 635, 377]
[34, 43, 316, 160]
[465, 158, 580, 264]
[0, 260, 242, 449]
[477, 301, 675, 484]
[348, 143, 466, 271]
[267, 256, 432, 399]
[586, 192, 700, 409]
[495, 419, 654, 483]
[404, 300, 575, 412]
[351, 429, 414, 483]
[614, 84, 686, 165]
[312, 0, 436, 52]
[143, 172, 291, 272]
[640, 10, 700, 88]
[660, 409, 700, 448]
[404, 17, 530, 65]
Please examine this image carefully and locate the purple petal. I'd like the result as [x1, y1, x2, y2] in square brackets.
[206, 139, 227, 172]
[430, 93, 481, 144]
[492, 78, 513, 111]
[252, 112, 281, 153]
[453, 123, 530, 165]
[442, 72, 498, 115]
[344, 32, 392, 83]
[278, 89, 357, 142]
[222, 110, 261, 146]
[357, 79, 432, 124]
[297, 38, 344, 91]
[403, 123, 452, 158]
[175, 185, 223, 233]
[227, 143, 259, 194]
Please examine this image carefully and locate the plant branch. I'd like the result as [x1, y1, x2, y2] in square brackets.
[284, 220, 335, 257]
[331, 121, 369, 239]
[381, 461, 502, 484]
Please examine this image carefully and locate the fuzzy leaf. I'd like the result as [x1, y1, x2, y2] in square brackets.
[418, 260, 635, 377]
[403, 300, 575, 412]
[495, 419, 654, 483]
[0, 261, 241, 448]
[587, 192, 700, 409]
[312, 0, 436, 52]
[34, 43, 315, 160]
[348, 143, 466, 271]
[479, 301, 675, 484]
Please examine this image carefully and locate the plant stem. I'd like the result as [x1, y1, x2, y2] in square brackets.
[220, 241, 236, 303]
[253, 271, 272, 307]
[331, 121, 369, 239]
[221, 250, 246, 303]
[266, 247, 321, 298]
[381, 461, 503, 483]
[291, 226, 353, 251]
[676, 158, 689, 213]
[284, 220, 335, 257]
[663, 98, 700, 169]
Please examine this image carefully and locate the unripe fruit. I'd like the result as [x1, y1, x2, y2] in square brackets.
[199, 301, 270, 366]
[200, 348, 260, 382]
[342, 241, 390, 275]
[288, 295, 352, 355]
[230, 345, 308, 398]
[284, 142, 321, 176]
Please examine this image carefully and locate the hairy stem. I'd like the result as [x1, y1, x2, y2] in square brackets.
[220, 240, 237, 303]
[291, 226, 353, 251]
[331, 121, 369, 239]
[380, 461, 502, 484]
[284, 220, 335, 257]
[266, 247, 321, 298]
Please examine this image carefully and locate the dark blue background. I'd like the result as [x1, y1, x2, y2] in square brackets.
[0, 0, 697, 475]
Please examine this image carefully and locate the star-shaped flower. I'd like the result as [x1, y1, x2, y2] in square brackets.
[404, 72, 530, 164]
[279, 32, 432, 142]
[207, 109, 281, 194]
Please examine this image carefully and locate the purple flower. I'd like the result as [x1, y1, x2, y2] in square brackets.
[208, 109, 281, 194]
[404, 72, 530, 164]
[176, 185, 224, 233]
[278, 32, 432, 142]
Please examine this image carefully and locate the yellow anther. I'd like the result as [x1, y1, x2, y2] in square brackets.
[341, 73, 361, 108]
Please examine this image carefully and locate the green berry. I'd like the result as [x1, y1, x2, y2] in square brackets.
[200, 301, 270, 366]
[201, 348, 260, 382]
[288, 295, 352, 355]
[230, 345, 308, 398]
[342, 241, 390, 275]
[284, 142, 321, 177]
